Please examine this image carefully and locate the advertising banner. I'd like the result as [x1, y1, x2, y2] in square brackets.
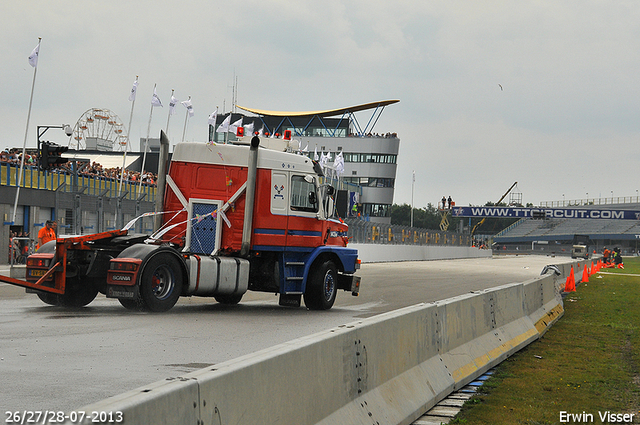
[451, 206, 640, 220]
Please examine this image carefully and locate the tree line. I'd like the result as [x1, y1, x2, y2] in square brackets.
[390, 202, 521, 234]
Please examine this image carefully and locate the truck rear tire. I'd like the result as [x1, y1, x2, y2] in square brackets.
[304, 260, 337, 310]
[58, 277, 99, 308]
[139, 254, 183, 312]
[37, 292, 61, 306]
[118, 298, 144, 311]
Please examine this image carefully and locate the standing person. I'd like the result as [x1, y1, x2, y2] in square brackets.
[603, 247, 610, 264]
[37, 220, 57, 250]
[614, 248, 624, 269]
[441, 196, 446, 210]
[447, 196, 452, 209]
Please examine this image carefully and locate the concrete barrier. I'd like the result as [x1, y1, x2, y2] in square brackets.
[351, 243, 491, 263]
[68, 261, 584, 425]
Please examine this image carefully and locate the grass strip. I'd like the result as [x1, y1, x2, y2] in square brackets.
[451, 257, 640, 424]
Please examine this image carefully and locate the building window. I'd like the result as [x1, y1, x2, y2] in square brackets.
[363, 203, 391, 217]
[342, 177, 395, 188]
[342, 153, 397, 164]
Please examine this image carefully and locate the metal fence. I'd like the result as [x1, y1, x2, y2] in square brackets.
[0, 163, 156, 202]
[344, 218, 473, 247]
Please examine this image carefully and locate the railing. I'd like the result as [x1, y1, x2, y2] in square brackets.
[8, 237, 34, 265]
[540, 196, 640, 208]
[0, 162, 156, 201]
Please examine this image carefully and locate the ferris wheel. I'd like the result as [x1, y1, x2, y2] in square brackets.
[70, 108, 129, 151]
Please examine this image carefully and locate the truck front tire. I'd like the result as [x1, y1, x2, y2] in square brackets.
[139, 254, 183, 312]
[304, 260, 337, 310]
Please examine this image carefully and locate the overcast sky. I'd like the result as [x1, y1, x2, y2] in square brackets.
[2, 1, 639, 208]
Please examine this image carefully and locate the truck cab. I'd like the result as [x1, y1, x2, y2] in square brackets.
[105, 135, 360, 311]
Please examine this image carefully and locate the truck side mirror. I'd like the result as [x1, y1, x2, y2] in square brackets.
[308, 191, 317, 205]
[326, 186, 335, 196]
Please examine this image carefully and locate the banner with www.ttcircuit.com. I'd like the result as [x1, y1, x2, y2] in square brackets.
[451, 206, 640, 220]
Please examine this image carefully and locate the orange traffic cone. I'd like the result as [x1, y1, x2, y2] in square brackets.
[582, 264, 589, 283]
[590, 261, 595, 276]
[564, 266, 576, 292]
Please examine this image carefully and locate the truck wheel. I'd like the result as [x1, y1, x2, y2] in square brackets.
[304, 260, 337, 310]
[37, 292, 61, 306]
[215, 294, 243, 305]
[139, 254, 183, 312]
[58, 277, 99, 308]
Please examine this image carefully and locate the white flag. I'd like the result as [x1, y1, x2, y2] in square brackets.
[216, 115, 231, 133]
[181, 98, 194, 117]
[128, 78, 138, 101]
[319, 152, 328, 168]
[208, 110, 218, 126]
[151, 87, 163, 107]
[243, 122, 254, 136]
[28, 43, 40, 68]
[314, 146, 319, 161]
[169, 95, 178, 115]
[229, 117, 243, 133]
[334, 152, 345, 176]
[258, 126, 264, 137]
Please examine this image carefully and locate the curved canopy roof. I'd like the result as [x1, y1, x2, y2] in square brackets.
[236, 100, 399, 118]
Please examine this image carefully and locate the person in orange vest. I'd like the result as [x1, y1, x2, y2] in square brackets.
[603, 247, 610, 263]
[37, 220, 57, 250]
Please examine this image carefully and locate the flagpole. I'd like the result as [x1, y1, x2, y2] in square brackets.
[208, 106, 218, 143]
[119, 76, 137, 196]
[139, 84, 156, 190]
[181, 96, 191, 143]
[12, 37, 41, 224]
[223, 100, 228, 145]
[411, 170, 415, 228]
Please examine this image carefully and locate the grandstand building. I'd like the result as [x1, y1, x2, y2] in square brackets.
[217, 100, 400, 224]
[493, 201, 640, 255]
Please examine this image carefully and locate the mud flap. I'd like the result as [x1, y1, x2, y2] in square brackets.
[338, 274, 361, 296]
[107, 285, 137, 299]
[279, 293, 301, 307]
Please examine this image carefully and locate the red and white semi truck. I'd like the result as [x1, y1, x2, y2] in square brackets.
[1, 133, 361, 312]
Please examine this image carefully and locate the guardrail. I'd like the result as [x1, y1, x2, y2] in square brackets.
[0, 163, 156, 201]
[67, 259, 588, 425]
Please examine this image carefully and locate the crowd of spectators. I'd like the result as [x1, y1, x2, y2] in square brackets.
[1, 147, 157, 186]
[348, 132, 398, 138]
[76, 161, 157, 186]
[8, 231, 31, 263]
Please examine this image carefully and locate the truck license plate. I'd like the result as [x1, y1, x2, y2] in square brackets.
[29, 269, 46, 277]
